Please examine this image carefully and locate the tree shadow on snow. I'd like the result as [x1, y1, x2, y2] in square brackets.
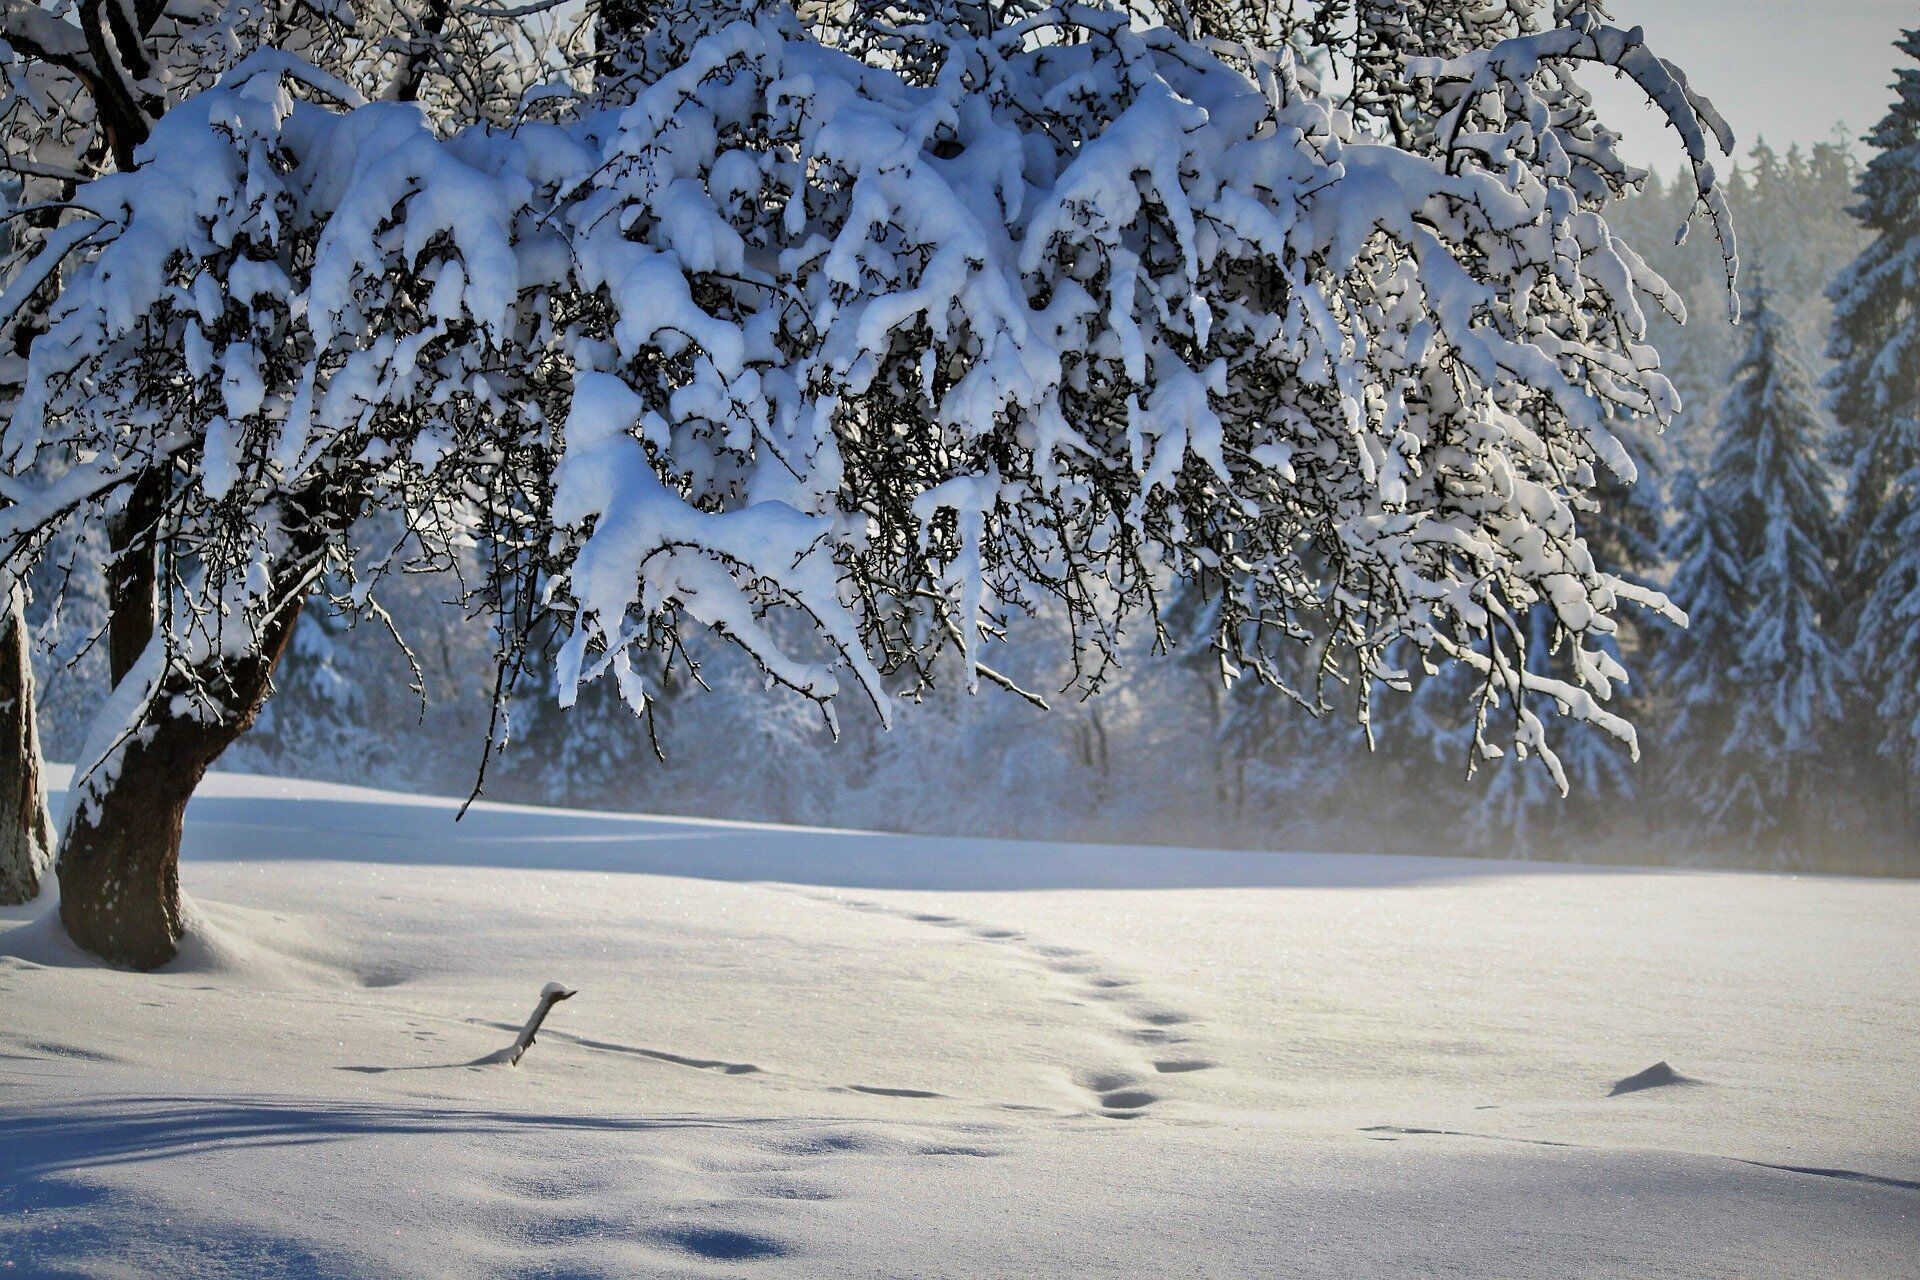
[0, 1094, 769, 1180]
[0, 1168, 345, 1280]
[0, 1096, 791, 1278]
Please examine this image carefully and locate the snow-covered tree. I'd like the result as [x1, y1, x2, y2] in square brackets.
[1607, 138, 1861, 468]
[0, 0, 1738, 965]
[0, 194, 52, 901]
[1829, 29, 1920, 781]
[1847, 476, 1920, 799]
[1659, 294, 1848, 854]
[239, 603, 398, 784]
[1650, 467, 1741, 755]
[0, 0, 552, 941]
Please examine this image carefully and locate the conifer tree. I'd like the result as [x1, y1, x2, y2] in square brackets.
[1653, 468, 1745, 755]
[1608, 138, 1862, 469]
[1829, 30, 1920, 781]
[1673, 294, 1849, 853]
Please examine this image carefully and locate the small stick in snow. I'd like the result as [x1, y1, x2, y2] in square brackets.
[490, 981, 576, 1066]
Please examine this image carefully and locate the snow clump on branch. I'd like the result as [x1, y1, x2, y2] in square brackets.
[0, 0, 1738, 789]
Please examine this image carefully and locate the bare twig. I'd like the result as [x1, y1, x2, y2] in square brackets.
[483, 981, 577, 1067]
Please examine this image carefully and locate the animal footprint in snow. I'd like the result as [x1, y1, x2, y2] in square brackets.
[1075, 1069, 1160, 1115]
[649, 1224, 789, 1262]
[1099, 1088, 1160, 1113]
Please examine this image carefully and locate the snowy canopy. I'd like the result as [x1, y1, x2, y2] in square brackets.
[0, 0, 1737, 782]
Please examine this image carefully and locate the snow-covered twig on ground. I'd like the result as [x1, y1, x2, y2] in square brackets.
[482, 980, 577, 1067]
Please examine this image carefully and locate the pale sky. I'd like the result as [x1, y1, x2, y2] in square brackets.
[1587, 0, 1912, 169]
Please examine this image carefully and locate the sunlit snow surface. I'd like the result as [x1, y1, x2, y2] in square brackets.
[3, 770, 1915, 1277]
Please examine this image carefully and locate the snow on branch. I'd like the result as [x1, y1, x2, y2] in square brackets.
[0, 0, 1735, 788]
[1405, 12, 1740, 319]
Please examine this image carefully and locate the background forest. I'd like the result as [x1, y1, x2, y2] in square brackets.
[23, 131, 1914, 876]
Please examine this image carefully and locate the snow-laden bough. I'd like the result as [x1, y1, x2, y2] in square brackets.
[0, 0, 1737, 956]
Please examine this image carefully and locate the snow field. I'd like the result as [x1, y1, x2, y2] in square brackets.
[2, 770, 1916, 1277]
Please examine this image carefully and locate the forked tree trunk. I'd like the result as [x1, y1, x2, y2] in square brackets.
[0, 585, 57, 905]
[57, 592, 307, 969]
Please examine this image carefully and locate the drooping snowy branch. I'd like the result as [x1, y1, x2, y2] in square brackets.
[0, 0, 1740, 790]
[1404, 11, 1740, 319]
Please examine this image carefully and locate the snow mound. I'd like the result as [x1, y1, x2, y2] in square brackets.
[169, 898, 354, 988]
[1609, 1060, 1702, 1096]
[0, 891, 348, 988]
[0, 900, 97, 969]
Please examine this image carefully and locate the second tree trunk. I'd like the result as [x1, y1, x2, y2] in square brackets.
[0, 586, 56, 905]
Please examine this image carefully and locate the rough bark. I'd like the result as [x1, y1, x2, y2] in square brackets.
[56, 589, 307, 969]
[105, 470, 164, 687]
[0, 585, 57, 905]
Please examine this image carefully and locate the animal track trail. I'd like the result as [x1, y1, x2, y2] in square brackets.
[1043, 956, 1217, 1116]
[806, 893, 1217, 1118]
[1028, 947, 1207, 1055]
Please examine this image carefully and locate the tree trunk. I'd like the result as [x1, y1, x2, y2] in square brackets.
[0, 585, 57, 905]
[57, 592, 307, 969]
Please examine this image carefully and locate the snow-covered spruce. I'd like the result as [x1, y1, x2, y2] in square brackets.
[1651, 467, 1744, 766]
[1654, 293, 1850, 856]
[1828, 29, 1920, 781]
[0, 0, 1735, 964]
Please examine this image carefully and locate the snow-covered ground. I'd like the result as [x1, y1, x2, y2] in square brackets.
[2, 771, 1915, 1278]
